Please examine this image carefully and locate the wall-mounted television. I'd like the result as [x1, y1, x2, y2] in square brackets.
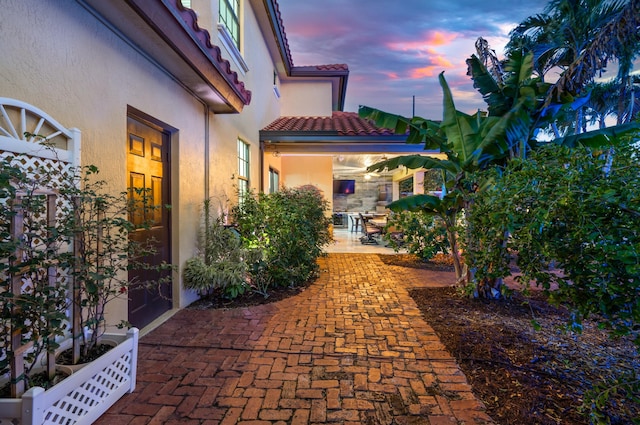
[333, 179, 355, 195]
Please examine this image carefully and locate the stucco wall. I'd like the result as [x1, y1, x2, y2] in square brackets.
[281, 156, 333, 212]
[280, 81, 334, 117]
[0, 0, 284, 332]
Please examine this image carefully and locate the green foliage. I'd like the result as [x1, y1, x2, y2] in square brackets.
[362, 45, 640, 297]
[423, 168, 444, 192]
[233, 185, 332, 290]
[470, 141, 640, 342]
[1, 134, 173, 394]
[57, 164, 173, 358]
[582, 371, 640, 425]
[183, 199, 247, 298]
[0, 155, 69, 389]
[384, 211, 450, 261]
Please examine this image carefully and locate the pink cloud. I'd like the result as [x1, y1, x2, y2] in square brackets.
[385, 72, 400, 80]
[386, 31, 458, 52]
[409, 55, 454, 79]
[410, 66, 438, 79]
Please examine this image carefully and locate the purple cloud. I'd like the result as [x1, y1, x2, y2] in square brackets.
[277, 0, 549, 118]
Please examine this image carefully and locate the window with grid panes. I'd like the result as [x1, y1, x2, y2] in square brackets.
[237, 139, 250, 201]
[269, 168, 279, 193]
[219, 0, 240, 49]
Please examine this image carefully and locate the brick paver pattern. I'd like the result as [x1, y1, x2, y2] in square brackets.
[98, 254, 494, 424]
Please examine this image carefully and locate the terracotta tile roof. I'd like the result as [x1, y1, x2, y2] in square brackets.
[176, 2, 252, 105]
[271, 0, 295, 67]
[262, 112, 395, 136]
[313, 64, 349, 71]
[271, 1, 349, 74]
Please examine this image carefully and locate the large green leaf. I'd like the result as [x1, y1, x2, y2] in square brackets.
[367, 155, 459, 175]
[387, 192, 463, 216]
[359, 105, 409, 135]
[467, 55, 509, 116]
[554, 121, 640, 148]
[359, 105, 446, 149]
[387, 194, 445, 214]
[439, 72, 481, 166]
[475, 94, 537, 167]
[504, 50, 535, 92]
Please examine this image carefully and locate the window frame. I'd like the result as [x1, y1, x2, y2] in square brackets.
[217, 0, 248, 73]
[219, 0, 240, 49]
[237, 139, 250, 201]
[268, 167, 279, 194]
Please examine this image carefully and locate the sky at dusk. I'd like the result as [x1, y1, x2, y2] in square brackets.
[276, 0, 554, 119]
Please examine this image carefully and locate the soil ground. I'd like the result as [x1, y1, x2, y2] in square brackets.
[381, 254, 640, 425]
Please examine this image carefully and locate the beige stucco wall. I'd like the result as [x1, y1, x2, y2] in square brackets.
[280, 81, 334, 117]
[391, 167, 435, 201]
[280, 156, 333, 212]
[0, 0, 288, 333]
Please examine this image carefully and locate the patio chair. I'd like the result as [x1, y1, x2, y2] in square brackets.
[349, 214, 361, 233]
[359, 213, 382, 244]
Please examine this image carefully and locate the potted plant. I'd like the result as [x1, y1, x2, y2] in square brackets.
[56, 164, 171, 367]
[0, 137, 170, 424]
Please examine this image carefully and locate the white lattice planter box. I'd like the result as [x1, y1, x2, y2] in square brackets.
[0, 328, 138, 425]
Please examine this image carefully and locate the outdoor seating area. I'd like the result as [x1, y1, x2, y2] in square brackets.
[327, 213, 400, 253]
[359, 212, 384, 244]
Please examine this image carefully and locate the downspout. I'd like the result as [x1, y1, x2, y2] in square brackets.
[205, 104, 210, 199]
[259, 141, 265, 192]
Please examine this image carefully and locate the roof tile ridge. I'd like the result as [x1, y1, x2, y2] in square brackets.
[272, 0, 295, 67]
[174, 1, 252, 104]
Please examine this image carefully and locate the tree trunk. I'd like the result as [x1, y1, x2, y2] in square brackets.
[445, 223, 464, 283]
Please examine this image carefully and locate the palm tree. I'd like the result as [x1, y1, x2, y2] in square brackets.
[509, 0, 640, 125]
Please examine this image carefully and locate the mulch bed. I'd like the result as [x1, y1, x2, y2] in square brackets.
[188, 280, 313, 310]
[391, 254, 640, 425]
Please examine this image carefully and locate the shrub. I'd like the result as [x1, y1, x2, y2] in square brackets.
[469, 142, 640, 341]
[233, 185, 332, 290]
[384, 210, 450, 261]
[1, 136, 172, 395]
[183, 199, 247, 299]
[0, 157, 68, 391]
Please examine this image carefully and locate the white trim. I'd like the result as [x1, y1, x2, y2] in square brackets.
[217, 23, 249, 74]
[0, 97, 81, 168]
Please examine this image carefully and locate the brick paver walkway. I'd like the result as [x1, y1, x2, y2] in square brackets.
[97, 254, 493, 424]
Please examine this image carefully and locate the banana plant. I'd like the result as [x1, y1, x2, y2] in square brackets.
[360, 49, 638, 295]
[361, 54, 543, 287]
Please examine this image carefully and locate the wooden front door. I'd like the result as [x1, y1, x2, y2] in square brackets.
[127, 116, 172, 329]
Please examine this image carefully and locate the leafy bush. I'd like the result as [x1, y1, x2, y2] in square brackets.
[60, 165, 173, 360]
[233, 185, 332, 290]
[384, 210, 449, 261]
[1, 136, 173, 395]
[469, 142, 640, 341]
[469, 141, 640, 422]
[183, 199, 247, 298]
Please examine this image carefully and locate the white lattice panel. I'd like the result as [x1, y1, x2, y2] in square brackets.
[0, 98, 80, 387]
[0, 329, 138, 425]
[0, 152, 74, 190]
[43, 351, 132, 424]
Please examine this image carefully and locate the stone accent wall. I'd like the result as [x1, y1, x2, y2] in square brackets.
[332, 175, 392, 213]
